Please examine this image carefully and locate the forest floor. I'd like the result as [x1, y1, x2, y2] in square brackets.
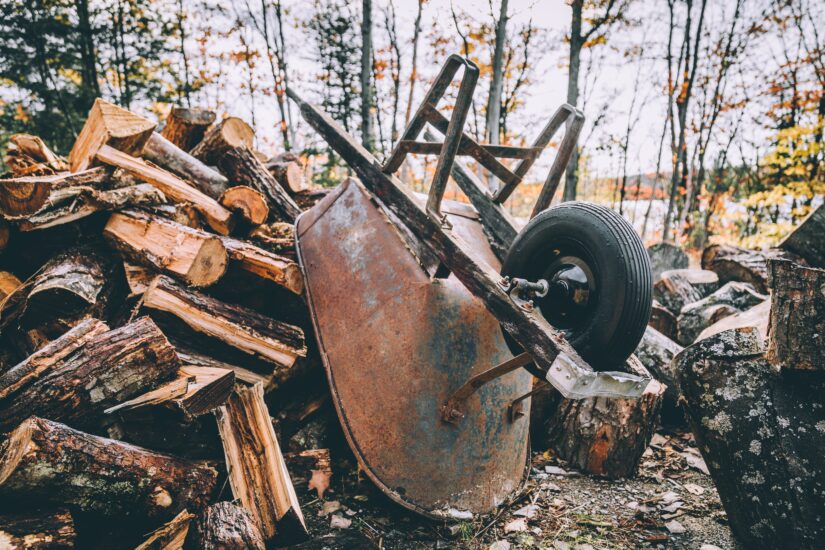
[289, 429, 737, 550]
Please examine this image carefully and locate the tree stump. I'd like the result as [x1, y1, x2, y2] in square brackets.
[701, 244, 801, 294]
[677, 326, 825, 548]
[635, 326, 683, 415]
[647, 242, 689, 280]
[676, 281, 766, 346]
[545, 357, 665, 478]
[0, 417, 218, 522]
[767, 259, 825, 370]
[653, 269, 718, 315]
[184, 502, 265, 550]
[695, 299, 770, 343]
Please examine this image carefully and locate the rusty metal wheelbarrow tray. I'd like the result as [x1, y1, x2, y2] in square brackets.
[296, 178, 532, 518]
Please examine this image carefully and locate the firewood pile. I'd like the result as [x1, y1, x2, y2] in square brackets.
[0, 101, 332, 548]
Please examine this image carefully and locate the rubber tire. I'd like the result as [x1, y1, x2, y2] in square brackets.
[501, 201, 652, 371]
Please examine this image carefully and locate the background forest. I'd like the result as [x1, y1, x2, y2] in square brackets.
[1, 0, 823, 250]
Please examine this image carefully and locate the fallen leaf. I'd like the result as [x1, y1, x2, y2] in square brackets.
[662, 501, 683, 513]
[665, 520, 686, 534]
[504, 517, 528, 533]
[330, 514, 352, 529]
[319, 500, 341, 517]
[682, 452, 710, 475]
[545, 465, 570, 476]
[684, 483, 705, 495]
[513, 504, 539, 519]
[308, 468, 331, 499]
[488, 541, 511, 550]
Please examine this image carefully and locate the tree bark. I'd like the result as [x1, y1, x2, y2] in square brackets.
[649, 300, 677, 341]
[647, 242, 688, 281]
[677, 326, 825, 549]
[767, 259, 825, 370]
[143, 132, 229, 200]
[0, 417, 218, 522]
[653, 269, 719, 315]
[184, 502, 265, 550]
[635, 326, 683, 411]
[0, 317, 180, 432]
[545, 358, 665, 478]
[215, 383, 307, 545]
[696, 299, 770, 343]
[104, 209, 228, 288]
[0, 167, 111, 218]
[677, 281, 766, 346]
[0, 508, 76, 549]
[161, 108, 216, 152]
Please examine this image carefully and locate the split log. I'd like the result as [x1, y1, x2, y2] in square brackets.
[0, 509, 76, 549]
[676, 281, 766, 346]
[124, 261, 156, 297]
[648, 300, 678, 341]
[191, 121, 300, 222]
[0, 417, 218, 522]
[104, 210, 228, 287]
[161, 107, 216, 152]
[142, 275, 306, 369]
[221, 236, 303, 294]
[135, 510, 194, 550]
[701, 244, 801, 294]
[105, 366, 234, 418]
[215, 383, 308, 545]
[184, 502, 265, 550]
[0, 167, 112, 218]
[143, 203, 202, 229]
[219, 186, 269, 226]
[635, 326, 683, 410]
[284, 449, 332, 499]
[0, 219, 8, 253]
[677, 327, 825, 549]
[0, 317, 180, 432]
[4, 134, 68, 177]
[265, 153, 304, 193]
[143, 133, 228, 200]
[647, 242, 689, 281]
[0, 272, 23, 301]
[173, 345, 273, 388]
[696, 299, 770, 343]
[16, 183, 165, 232]
[545, 357, 665, 478]
[653, 269, 718, 315]
[95, 145, 233, 235]
[189, 118, 254, 164]
[766, 259, 825, 370]
[780, 203, 825, 268]
[69, 98, 156, 172]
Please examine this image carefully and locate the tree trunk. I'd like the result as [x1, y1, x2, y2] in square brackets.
[767, 259, 825, 370]
[360, 0, 374, 151]
[0, 317, 180, 432]
[677, 326, 825, 548]
[676, 281, 766, 346]
[215, 383, 308, 545]
[545, 358, 665, 478]
[0, 509, 76, 549]
[0, 417, 218, 522]
[653, 269, 719, 315]
[562, 0, 583, 202]
[143, 133, 229, 200]
[104, 209, 228, 288]
[485, 0, 508, 147]
[161, 108, 216, 152]
[184, 502, 265, 550]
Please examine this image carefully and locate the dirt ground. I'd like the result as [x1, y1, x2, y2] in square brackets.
[289, 429, 737, 550]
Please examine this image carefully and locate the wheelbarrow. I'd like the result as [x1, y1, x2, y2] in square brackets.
[288, 55, 653, 519]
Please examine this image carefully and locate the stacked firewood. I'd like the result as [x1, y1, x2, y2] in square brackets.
[0, 101, 330, 548]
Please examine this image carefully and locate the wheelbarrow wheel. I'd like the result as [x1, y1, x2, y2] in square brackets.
[501, 201, 652, 371]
